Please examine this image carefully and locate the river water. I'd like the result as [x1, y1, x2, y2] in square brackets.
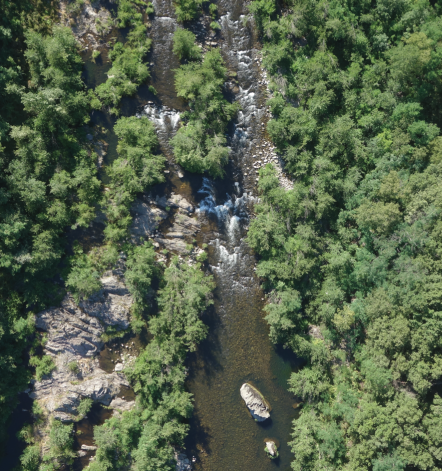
[144, 1, 302, 470]
[1, 1, 301, 470]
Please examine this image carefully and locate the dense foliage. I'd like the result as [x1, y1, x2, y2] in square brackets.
[85, 256, 214, 471]
[171, 46, 239, 177]
[248, 0, 442, 469]
[173, 0, 207, 22]
[92, 0, 154, 114]
[103, 115, 165, 242]
[0, 16, 98, 450]
[173, 28, 202, 61]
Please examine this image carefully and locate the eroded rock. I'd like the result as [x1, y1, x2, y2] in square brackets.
[240, 383, 270, 422]
[265, 440, 278, 457]
[130, 199, 167, 237]
[175, 451, 192, 471]
[109, 397, 135, 412]
[30, 273, 134, 425]
[36, 273, 130, 357]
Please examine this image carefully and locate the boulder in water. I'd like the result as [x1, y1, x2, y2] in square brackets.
[265, 440, 278, 459]
[240, 383, 270, 422]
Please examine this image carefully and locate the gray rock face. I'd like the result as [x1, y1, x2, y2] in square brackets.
[175, 451, 192, 471]
[30, 273, 135, 423]
[156, 237, 188, 254]
[265, 441, 277, 456]
[109, 397, 135, 412]
[155, 207, 201, 254]
[61, 0, 112, 48]
[81, 445, 98, 451]
[130, 199, 168, 237]
[169, 213, 200, 237]
[156, 193, 194, 214]
[240, 383, 270, 422]
[36, 273, 131, 357]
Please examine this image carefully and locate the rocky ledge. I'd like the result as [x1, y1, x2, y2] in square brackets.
[240, 383, 270, 422]
[130, 193, 201, 254]
[28, 272, 135, 441]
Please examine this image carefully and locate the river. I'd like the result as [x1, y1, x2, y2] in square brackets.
[1, 1, 301, 470]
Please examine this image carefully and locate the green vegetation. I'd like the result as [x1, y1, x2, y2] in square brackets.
[174, 0, 206, 22]
[0, 0, 99, 444]
[29, 355, 56, 381]
[77, 397, 93, 419]
[104, 115, 165, 242]
[91, 49, 101, 62]
[68, 361, 79, 374]
[66, 243, 103, 302]
[85, 257, 214, 471]
[248, 0, 442, 470]
[20, 419, 76, 471]
[92, 0, 153, 114]
[171, 49, 239, 177]
[173, 28, 202, 61]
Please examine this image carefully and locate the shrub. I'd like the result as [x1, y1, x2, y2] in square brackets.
[30, 355, 56, 381]
[173, 28, 201, 61]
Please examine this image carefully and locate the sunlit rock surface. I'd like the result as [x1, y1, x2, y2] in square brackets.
[240, 383, 270, 422]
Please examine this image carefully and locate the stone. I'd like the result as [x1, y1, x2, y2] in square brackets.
[240, 383, 270, 422]
[168, 213, 200, 237]
[109, 397, 135, 412]
[156, 194, 194, 214]
[81, 445, 98, 451]
[30, 276, 133, 438]
[265, 441, 277, 456]
[155, 237, 188, 254]
[36, 273, 131, 357]
[130, 199, 167, 236]
[114, 363, 124, 372]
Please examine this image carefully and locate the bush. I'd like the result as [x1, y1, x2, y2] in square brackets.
[171, 50, 239, 177]
[174, 0, 206, 22]
[68, 361, 79, 374]
[173, 28, 201, 61]
[77, 398, 93, 419]
[30, 355, 56, 381]
[103, 116, 165, 242]
[66, 244, 102, 303]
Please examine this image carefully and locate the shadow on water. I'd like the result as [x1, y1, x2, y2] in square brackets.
[0, 394, 33, 471]
[73, 403, 112, 471]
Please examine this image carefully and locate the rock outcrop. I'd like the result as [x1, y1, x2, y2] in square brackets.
[175, 451, 192, 471]
[29, 272, 135, 425]
[130, 193, 201, 254]
[36, 273, 131, 357]
[240, 383, 270, 422]
[60, 0, 113, 49]
[265, 440, 278, 458]
[130, 199, 168, 238]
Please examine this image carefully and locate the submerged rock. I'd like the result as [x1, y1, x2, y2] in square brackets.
[81, 444, 98, 451]
[240, 383, 270, 422]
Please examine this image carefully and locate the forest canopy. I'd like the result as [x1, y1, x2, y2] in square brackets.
[248, 0, 442, 469]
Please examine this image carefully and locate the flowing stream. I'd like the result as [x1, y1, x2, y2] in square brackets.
[145, 1, 302, 469]
[1, 1, 301, 470]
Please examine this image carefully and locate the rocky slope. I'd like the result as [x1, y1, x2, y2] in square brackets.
[28, 273, 135, 453]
